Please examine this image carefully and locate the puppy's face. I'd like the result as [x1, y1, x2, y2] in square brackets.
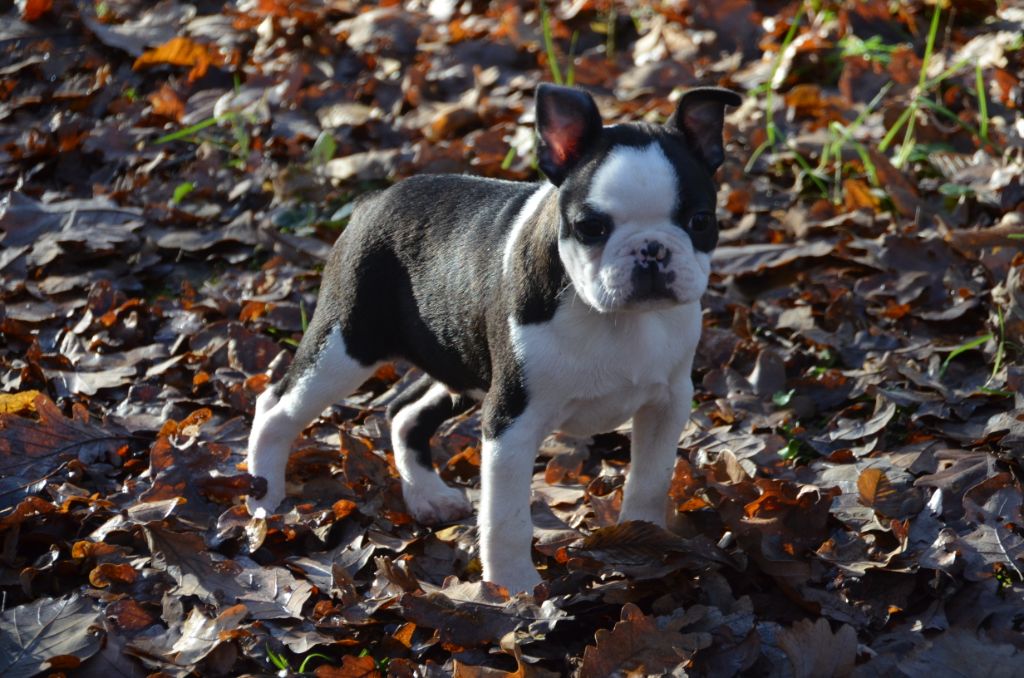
[557, 135, 716, 311]
[535, 85, 740, 313]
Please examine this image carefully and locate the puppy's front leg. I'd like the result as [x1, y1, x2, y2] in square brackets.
[619, 378, 695, 526]
[479, 407, 546, 594]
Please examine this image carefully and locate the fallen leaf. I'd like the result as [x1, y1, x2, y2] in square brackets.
[170, 604, 248, 666]
[777, 618, 857, 678]
[148, 83, 185, 122]
[857, 468, 901, 517]
[133, 36, 219, 79]
[897, 628, 1024, 677]
[315, 655, 381, 677]
[579, 602, 710, 677]
[0, 593, 102, 678]
[0, 390, 41, 415]
[18, 0, 51, 22]
[0, 394, 129, 479]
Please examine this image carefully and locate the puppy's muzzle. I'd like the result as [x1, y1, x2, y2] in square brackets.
[630, 240, 677, 301]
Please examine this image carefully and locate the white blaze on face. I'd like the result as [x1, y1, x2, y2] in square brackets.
[559, 143, 712, 312]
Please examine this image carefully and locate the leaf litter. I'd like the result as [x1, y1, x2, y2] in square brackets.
[1, 0, 1023, 675]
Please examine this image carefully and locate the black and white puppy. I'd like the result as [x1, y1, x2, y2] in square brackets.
[247, 84, 741, 594]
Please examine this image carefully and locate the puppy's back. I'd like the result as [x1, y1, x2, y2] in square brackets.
[319, 174, 543, 391]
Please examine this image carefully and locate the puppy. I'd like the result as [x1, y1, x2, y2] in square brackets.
[247, 83, 741, 594]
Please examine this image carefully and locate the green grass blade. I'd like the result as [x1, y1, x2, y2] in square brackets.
[925, 57, 969, 90]
[744, 138, 774, 173]
[297, 653, 334, 673]
[171, 181, 195, 205]
[500, 145, 516, 170]
[566, 29, 579, 87]
[918, 98, 981, 139]
[787, 143, 829, 197]
[976, 62, 989, 143]
[154, 114, 226, 144]
[266, 644, 291, 671]
[878, 105, 914, 153]
[891, 3, 942, 168]
[919, 3, 942, 93]
[541, 1, 563, 85]
[940, 333, 992, 377]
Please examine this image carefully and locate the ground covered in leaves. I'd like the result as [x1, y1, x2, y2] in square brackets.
[1, 0, 1024, 676]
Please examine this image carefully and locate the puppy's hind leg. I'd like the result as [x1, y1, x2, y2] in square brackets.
[247, 326, 375, 515]
[388, 375, 473, 524]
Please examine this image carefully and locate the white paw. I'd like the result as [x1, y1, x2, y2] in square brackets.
[485, 565, 542, 595]
[618, 502, 668, 527]
[246, 487, 285, 517]
[402, 480, 472, 525]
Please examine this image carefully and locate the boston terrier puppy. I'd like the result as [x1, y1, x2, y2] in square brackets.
[246, 83, 741, 594]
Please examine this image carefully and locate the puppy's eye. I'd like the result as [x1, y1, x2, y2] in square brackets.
[689, 213, 717, 233]
[573, 217, 611, 244]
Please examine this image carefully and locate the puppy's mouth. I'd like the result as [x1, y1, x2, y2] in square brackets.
[629, 261, 677, 303]
[587, 262, 707, 313]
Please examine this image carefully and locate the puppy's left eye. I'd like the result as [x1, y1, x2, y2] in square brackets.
[689, 213, 717, 233]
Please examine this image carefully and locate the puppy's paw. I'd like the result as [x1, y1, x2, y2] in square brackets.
[616, 510, 667, 528]
[402, 481, 472, 525]
[246, 489, 285, 517]
[486, 566, 542, 596]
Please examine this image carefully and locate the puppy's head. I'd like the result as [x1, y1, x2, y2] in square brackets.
[536, 84, 741, 312]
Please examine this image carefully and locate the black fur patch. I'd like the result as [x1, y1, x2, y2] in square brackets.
[387, 374, 472, 468]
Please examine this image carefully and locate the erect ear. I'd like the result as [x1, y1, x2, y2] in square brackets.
[535, 83, 603, 186]
[666, 87, 742, 172]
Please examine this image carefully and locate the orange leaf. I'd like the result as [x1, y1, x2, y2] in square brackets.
[372, 363, 399, 382]
[784, 83, 822, 118]
[134, 37, 216, 80]
[89, 562, 138, 587]
[71, 540, 119, 560]
[743, 483, 799, 518]
[392, 622, 415, 648]
[843, 178, 880, 211]
[179, 407, 213, 436]
[239, 300, 268, 322]
[148, 83, 185, 122]
[246, 373, 270, 393]
[332, 499, 357, 519]
[857, 468, 899, 515]
[316, 655, 380, 678]
[677, 497, 709, 512]
[881, 299, 911, 319]
[42, 655, 82, 671]
[19, 0, 52, 22]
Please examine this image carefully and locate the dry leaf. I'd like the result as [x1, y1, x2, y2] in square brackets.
[777, 618, 857, 678]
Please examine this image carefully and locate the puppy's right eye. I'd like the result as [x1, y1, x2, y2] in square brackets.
[573, 217, 611, 245]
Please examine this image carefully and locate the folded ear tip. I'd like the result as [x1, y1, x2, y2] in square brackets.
[681, 87, 743, 108]
[536, 83, 596, 104]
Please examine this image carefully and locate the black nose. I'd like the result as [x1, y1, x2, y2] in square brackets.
[639, 241, 668, 263]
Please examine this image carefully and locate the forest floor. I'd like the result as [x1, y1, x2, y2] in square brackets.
[1, 0, 1023, 676]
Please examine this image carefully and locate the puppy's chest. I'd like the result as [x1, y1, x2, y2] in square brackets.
[511, 301, 701, 433]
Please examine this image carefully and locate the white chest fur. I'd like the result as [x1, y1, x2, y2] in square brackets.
[508, 295, 702, 435]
